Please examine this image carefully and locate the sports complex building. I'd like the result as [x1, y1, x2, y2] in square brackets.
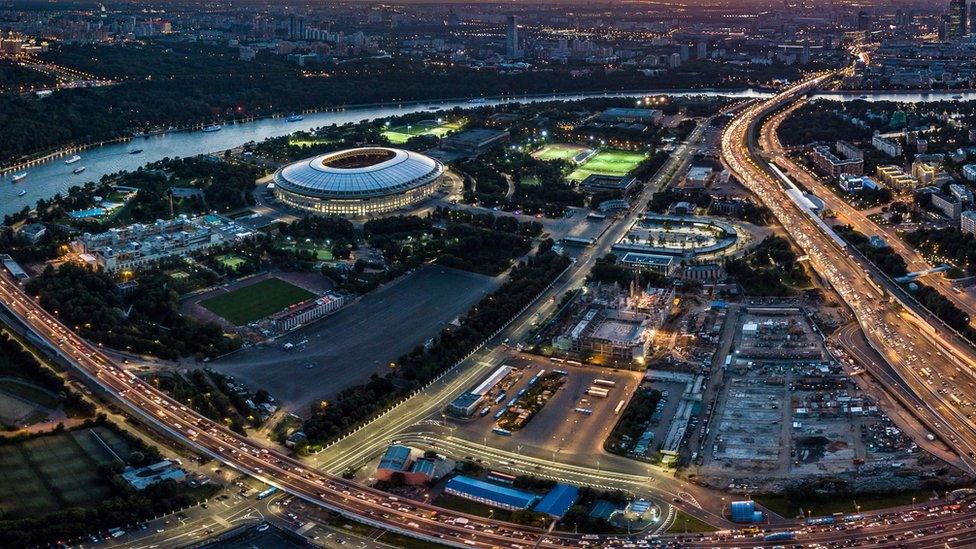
[272, 147, 445, 217]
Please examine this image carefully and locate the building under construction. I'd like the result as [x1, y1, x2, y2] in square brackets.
[553, 280, 676, 369]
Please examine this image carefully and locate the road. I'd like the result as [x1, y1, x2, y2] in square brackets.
[309, 117, 721, 511]
[759, 99, 976, 320]
[721, 71, 976, 480]
[0, 119, 719, 549]
[8, 88, 976, 548]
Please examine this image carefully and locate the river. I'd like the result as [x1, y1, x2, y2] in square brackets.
[1, 87, 971, 218]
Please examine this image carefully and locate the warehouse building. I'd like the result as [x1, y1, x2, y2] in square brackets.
[443, 476, 539, 511]
[532, 484, 579, 518]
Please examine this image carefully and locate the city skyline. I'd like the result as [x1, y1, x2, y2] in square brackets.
[4, 0, 976, 547]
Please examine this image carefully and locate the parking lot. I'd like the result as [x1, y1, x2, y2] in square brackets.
[208, 266, 501, 410]
[452, 356, 642, 461]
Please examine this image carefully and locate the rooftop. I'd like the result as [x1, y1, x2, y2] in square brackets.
[377, 444, 411, 472]
[444, 476, 538, 509]
[533, 484, 579, 518]
[275, 146, 443, 199]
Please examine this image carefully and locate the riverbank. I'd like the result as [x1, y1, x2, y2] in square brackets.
[0, 86, 763, 175]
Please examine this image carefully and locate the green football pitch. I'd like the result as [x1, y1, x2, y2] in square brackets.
[200, 278, 315, 326]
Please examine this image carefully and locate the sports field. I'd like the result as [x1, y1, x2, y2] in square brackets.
[568, 149, 647, 182]
[0, 427, 126, 517]
[532, 143, 592, 162]
[200, 277, 315, 326]
[276, 241, 334, 261]
[382, 120, 464, 144]
[216, 254, 247, 270]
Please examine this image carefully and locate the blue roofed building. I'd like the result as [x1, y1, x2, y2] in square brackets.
[730, 500, 764, 523]
[376, 444, 444, 485]
[533, 484, 579, 518]
[376, 444, 411, 481]
[444, 476, 539, 511]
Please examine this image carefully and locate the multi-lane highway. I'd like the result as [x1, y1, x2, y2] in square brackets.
[0, 273, 589, 549]
[0, 121, 720, 549]
[720, 72, 976, 480]
[8, 82, 976, 548]
[759, 99, 976, 320]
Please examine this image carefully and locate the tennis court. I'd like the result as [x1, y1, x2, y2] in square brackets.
[0, 428, 125, 517]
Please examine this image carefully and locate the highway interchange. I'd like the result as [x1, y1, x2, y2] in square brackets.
[8, 75, 976, 547]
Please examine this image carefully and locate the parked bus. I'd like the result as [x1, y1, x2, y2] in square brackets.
[592, 379, 616, 388]
[256, 486, 278, 500]
[492, 428, 512, 436]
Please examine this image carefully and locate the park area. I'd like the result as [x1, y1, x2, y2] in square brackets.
[531, 143, 593, 163]
[568, 149, 646, 182]
[382, 120, 464, 144]
[0, 427, 129, 517]
[200, 277, 315, 326]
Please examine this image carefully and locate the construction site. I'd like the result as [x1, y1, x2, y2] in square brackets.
[537, 281, 678, 369]
[692, 305, 946, 494]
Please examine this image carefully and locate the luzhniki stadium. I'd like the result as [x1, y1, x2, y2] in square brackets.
[271, 146, 444, 217]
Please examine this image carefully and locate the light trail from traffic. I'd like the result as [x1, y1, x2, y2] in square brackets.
[721, 73, 976, 477]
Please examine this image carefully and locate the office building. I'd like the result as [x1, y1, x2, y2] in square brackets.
[951, 183, 974, 204]
[838, 174, 880, 192]
[932, 192, 963, 220]
[810, 144, 863, 177]
[961, 210, 976, 235]
[876, 165, 918, 191]
[857, 11, 872, 32]
[505, 15, 521, 58]
[962, 163, 976, 182]
[912, 161, 942, 185]
[949, 0, 968, 39]
[697, 41, 708, 59]
[872, 134, 903, 157]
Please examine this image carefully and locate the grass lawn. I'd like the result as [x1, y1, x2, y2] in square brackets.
[0, 379, 59, 409]
[216, 254, 247, 270]
[276, 241, 334, 261]
[433, 494, 514, 522]
[667, 511, 718, 534]
[0, 428, 125, 517]
[200, 277, 315, 325]
[520, 176, 542, 188]
[756, 488, 942, 519]
[382, 120, 464, 144]
[568, 149, 646, 182]
[288, 137, 335, 147]
[532, 143, 592, 162]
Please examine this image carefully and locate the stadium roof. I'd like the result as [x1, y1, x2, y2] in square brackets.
[533, 484, 579, 517]
[274, 147, 443, 199]
[445, 476, 538, 510]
